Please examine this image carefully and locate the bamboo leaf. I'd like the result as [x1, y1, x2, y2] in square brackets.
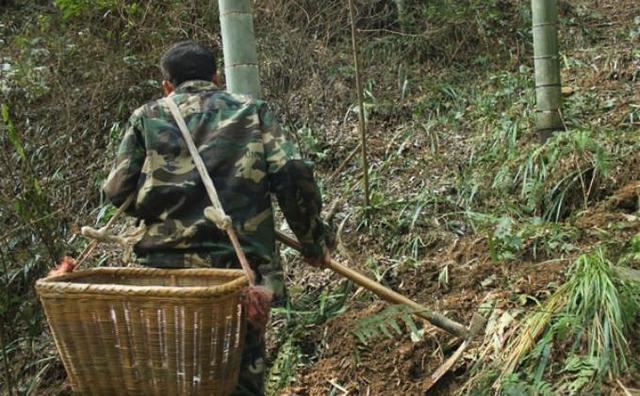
[1, 104, 26, 160]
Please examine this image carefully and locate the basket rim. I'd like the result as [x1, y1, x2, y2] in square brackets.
[36, 267, 248, 298]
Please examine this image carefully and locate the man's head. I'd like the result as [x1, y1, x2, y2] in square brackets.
[160, 41, 218, 95]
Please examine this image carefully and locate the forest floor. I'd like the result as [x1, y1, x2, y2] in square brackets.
[266, 2, 640, 394]
[1, 0, 639, 395]
[283, 183, 640, 395]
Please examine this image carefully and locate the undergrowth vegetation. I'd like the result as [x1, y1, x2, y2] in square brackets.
[1, 0, 638, 394]
[464, 243, 640, 395]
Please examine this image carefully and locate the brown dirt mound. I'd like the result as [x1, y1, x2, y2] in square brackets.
[284, 237, 567, 395]
[576, 181, 640, 230]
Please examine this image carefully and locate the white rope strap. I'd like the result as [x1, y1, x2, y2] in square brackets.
[163, 97, 256, 286]
[163, 98, 232, 231]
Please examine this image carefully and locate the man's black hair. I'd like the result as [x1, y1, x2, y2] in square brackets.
[160, 41, 216, 86]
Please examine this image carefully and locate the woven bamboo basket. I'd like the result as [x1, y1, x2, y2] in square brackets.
[36, 267, 248, 396]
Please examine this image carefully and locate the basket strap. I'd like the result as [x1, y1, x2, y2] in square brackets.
[163, 97, 256, 287]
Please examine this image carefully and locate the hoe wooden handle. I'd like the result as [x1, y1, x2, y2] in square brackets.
[275, 231, 470, 338]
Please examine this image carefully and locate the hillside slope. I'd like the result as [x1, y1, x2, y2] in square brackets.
[0, 0, 638, 394]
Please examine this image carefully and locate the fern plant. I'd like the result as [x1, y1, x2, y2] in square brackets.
[352, 305, 423, 344]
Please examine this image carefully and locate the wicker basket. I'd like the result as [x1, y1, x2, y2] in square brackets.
[36, 267, 248, 396]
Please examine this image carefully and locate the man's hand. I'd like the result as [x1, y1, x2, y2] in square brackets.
[305, 248, 331, 269]
[48, 256, 77, 277]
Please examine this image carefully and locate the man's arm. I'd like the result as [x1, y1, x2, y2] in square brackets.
[260, 105, 327, 261]
[103, 115, 145, 209]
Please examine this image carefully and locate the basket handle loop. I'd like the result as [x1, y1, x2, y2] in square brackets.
[163, 97, 257, 287]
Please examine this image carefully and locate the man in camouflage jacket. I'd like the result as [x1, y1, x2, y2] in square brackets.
[103, 41, 329, 395]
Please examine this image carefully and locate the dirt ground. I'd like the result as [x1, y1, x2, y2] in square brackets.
[277, 180, 640, 395]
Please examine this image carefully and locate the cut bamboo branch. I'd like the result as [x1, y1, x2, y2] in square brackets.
[424, 312, 487, 391]
[532, 0, 563, 140]
[276, 231, 470, 338]
[76, 194, 134, 267]
[326, 143, 362, 183]
[218, 0, 261, 98]
[347, 0, 370, 207]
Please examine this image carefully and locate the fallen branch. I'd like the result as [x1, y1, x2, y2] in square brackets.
[325, 198, 341, 224]
[326, 143, 361, 183]
[327, 379, 349, 395]
[336, 213, 354, 264]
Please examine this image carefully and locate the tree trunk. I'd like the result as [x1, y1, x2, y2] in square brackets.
[218, 0, 261, 98]
[532, 0, 563, 140]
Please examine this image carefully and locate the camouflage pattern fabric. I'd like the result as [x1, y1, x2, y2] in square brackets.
[103, 80, 326, 300]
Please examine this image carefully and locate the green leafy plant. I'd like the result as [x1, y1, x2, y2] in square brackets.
[511, 129, 612, 220]
[478, 213, 577, 262]
[297, 126, 329, 162]
[266, 336, 301, 395]
[495, 246, 639, 393]
[488, 216, 522, 262]
[467, 126, 613, 222]
[54, 0, 119, 19]
[1, 104, 60, 262]
[352, 305, 423, 344]
[266, 281, 352, 395]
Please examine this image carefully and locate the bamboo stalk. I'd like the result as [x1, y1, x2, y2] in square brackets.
[347, 0, 371, 207]
[218, 0, 261, 98]
[0, 249, 15, 396]
[532, 0, 563, 140]
[275, 231, 469, 338]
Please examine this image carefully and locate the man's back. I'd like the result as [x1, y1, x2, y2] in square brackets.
[102, 41, 328, 396]
[104, 80, 324, 280]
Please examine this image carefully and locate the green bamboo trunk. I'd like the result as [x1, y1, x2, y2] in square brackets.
[218, 0, 261, 98]
[393, 0, 409, 32]
[532, 0, 563, 138]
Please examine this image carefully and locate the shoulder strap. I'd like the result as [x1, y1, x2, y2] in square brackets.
[162, 97, 256, 286]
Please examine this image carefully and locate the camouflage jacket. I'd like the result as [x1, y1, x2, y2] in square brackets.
[103, 80, 325, 294]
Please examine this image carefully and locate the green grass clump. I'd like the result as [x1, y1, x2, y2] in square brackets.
[492, 247, 639, 394]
